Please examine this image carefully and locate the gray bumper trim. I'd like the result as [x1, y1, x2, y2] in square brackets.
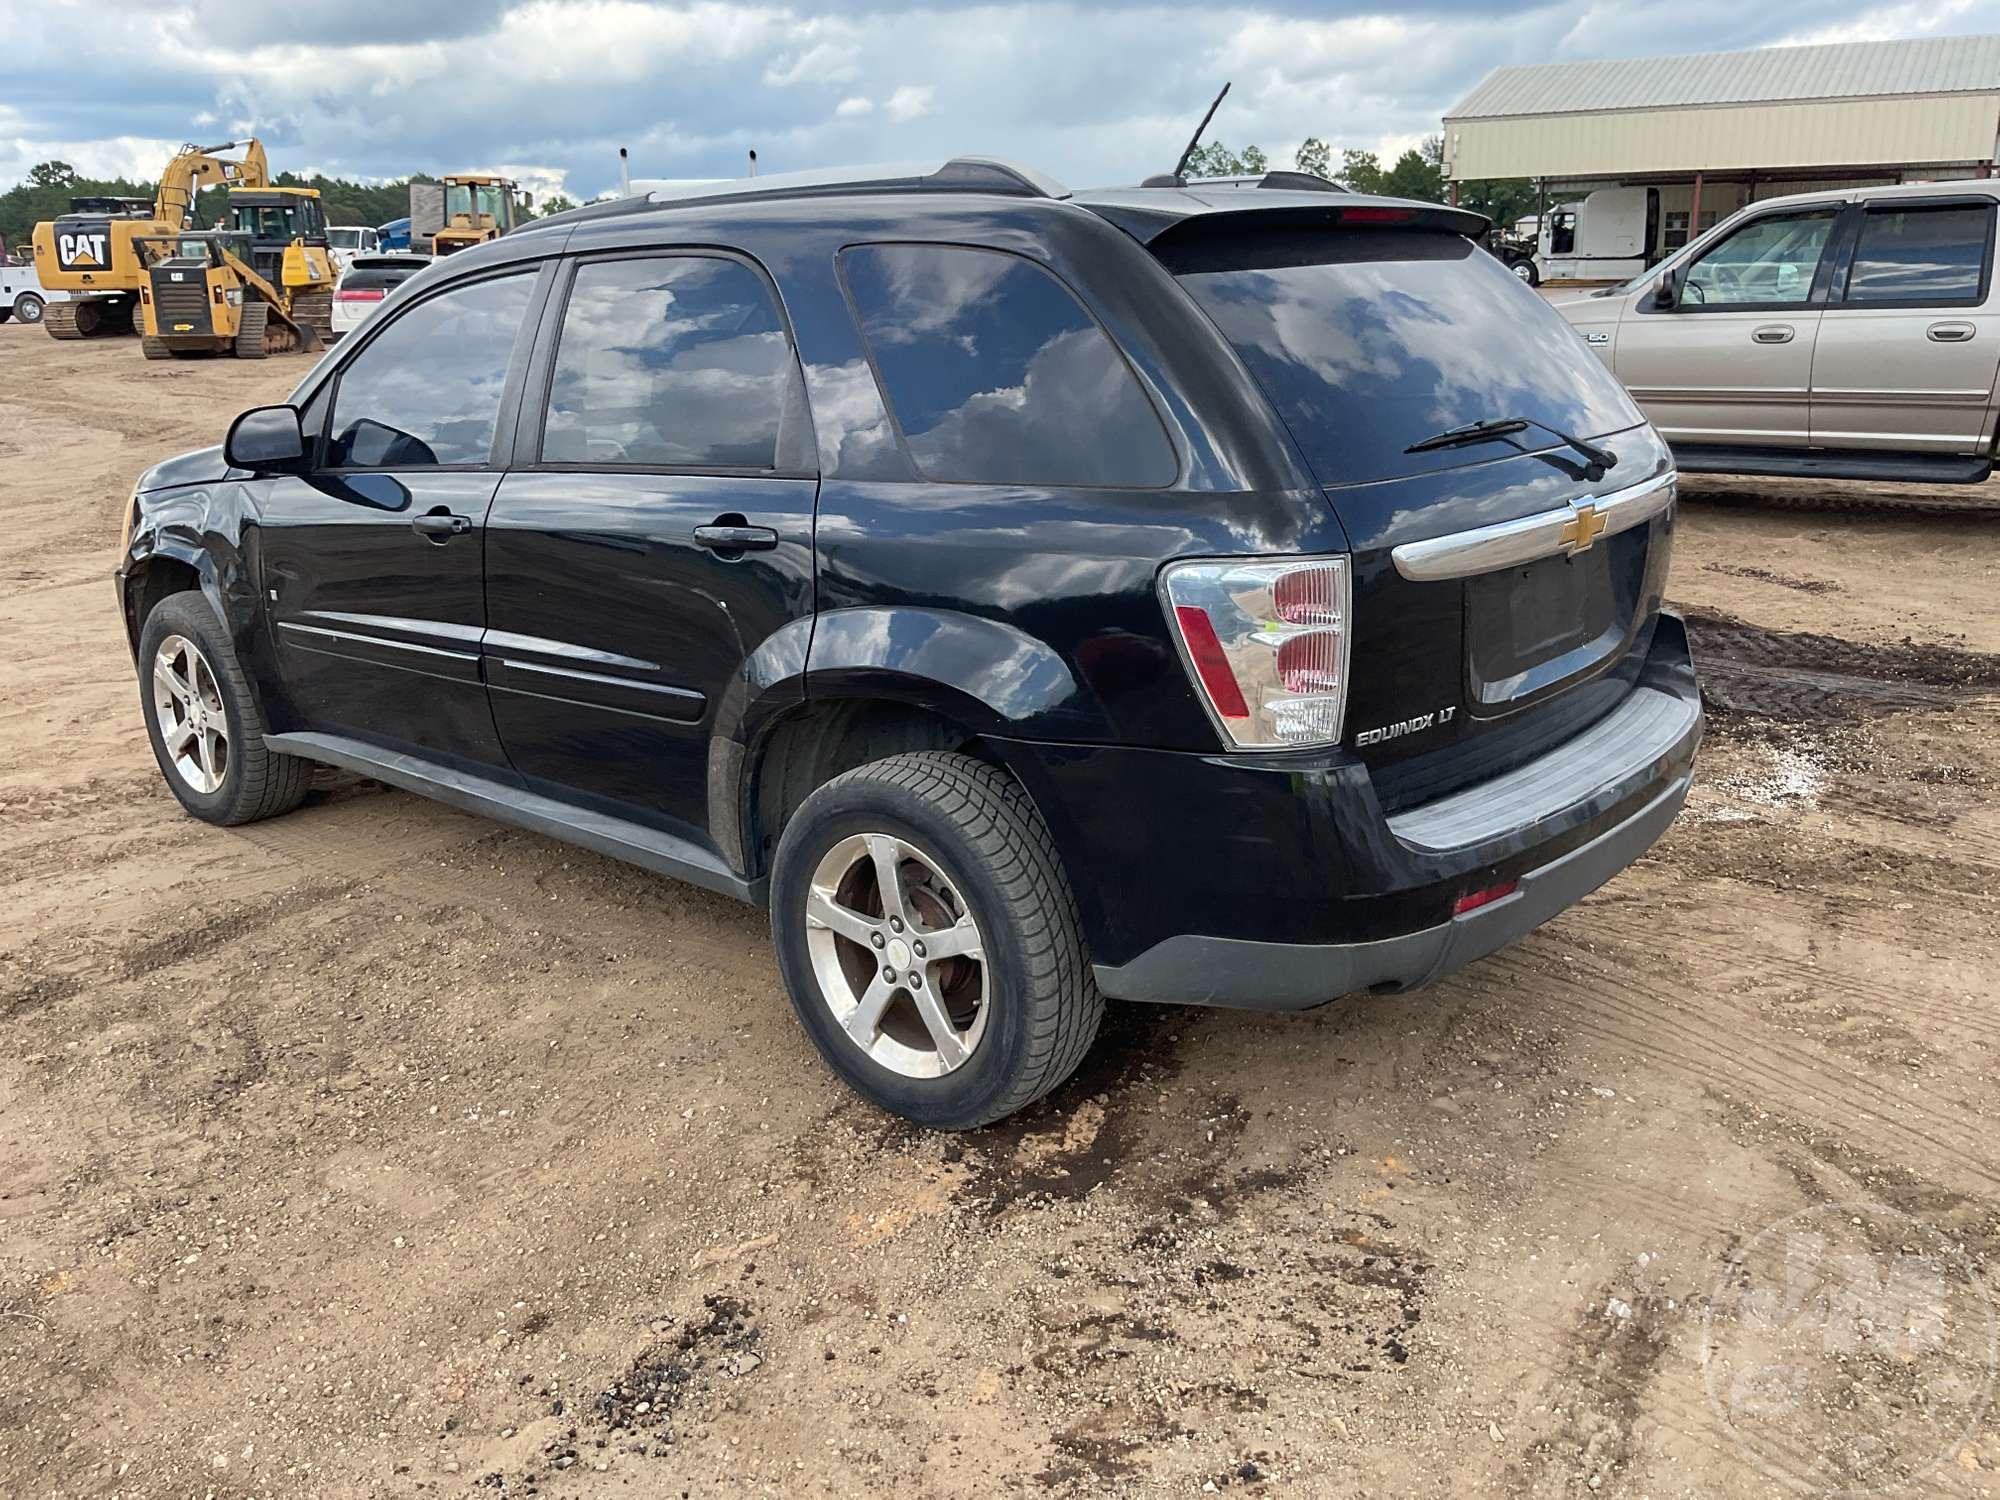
[1388, 683, 1700, 854]
[1091, 770, 1691, 1011]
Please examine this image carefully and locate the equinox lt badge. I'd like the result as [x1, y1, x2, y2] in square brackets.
[1356, 706, 1457, 747]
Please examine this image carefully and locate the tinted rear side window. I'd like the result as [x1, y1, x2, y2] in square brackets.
[542, 256, 797, 469]
[1163, 229, 1641, 487]
[842, 244, 1175, 487]
[1846, 203, 1994, 303]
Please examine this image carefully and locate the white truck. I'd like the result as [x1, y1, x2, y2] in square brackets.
[1537, 187, 1660, 282]
[0, 258, 66, 326]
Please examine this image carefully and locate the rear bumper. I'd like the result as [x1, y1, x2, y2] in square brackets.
[989, 612, 1701, 1010]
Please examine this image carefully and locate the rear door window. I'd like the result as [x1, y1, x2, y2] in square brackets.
[540, 255, 799, 469]
[1845, 202, 1995, 304]
[1164, 229, 1639, 487]
[841, 243, 1175, 487]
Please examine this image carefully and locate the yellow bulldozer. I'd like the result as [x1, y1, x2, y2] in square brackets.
[31, 139, 270, 339]
[134, 186, 337, 359]
[422, 173, 531, 255]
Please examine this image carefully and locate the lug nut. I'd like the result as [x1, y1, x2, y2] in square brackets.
[889, 917, 904, 933]
[882, 968, 895, 983]
[910, 974, 922, 988]
[913, 940, 926, 958]
[870, 932, 885, 949]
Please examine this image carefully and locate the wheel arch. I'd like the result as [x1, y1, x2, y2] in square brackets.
[711, 606, 1105, 883]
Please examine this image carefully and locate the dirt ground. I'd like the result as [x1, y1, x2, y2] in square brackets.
[2, 323, 1998, 1500]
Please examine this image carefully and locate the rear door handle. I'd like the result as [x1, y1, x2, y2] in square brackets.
[1752, 324, 1795, 344]
[693, 524, 779, 552]
[1928, 321, 1976, 343]
[412, 511, 473, 540]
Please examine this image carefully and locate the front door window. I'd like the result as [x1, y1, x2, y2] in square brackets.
[1680, 210, 1838, 308]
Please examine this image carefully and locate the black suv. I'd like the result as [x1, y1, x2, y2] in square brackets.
[118, 159, 1701, 1129]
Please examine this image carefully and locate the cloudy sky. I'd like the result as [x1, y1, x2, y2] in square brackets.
[4, 0, 1996, 202]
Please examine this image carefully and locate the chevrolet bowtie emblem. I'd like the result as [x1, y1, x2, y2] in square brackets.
[1560, 502, 1608, 554]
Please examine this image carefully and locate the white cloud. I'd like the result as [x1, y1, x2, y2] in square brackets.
[885, 84, 935, 123]
[764, 38, 862, 87]
[1776, 0, 1979, 44]
[835, 96, 875, 118]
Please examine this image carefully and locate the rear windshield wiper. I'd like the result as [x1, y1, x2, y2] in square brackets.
[1404, 416, 1617, 473]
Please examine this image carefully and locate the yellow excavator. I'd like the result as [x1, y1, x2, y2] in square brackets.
[134, 185, 337, 359]
[30, 139, 270, 339]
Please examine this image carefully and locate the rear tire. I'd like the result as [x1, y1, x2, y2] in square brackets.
[137, 593, 309, 826]
[14, 293, 46, 325]
[771, 752, 1102, 1129]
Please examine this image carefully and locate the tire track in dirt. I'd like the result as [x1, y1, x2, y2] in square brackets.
[1482, 937, 2000, 1197]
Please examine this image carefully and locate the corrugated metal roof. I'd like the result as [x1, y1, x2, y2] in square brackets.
[1448, 34, 2000, 120]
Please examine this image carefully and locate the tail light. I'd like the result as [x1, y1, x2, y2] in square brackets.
[1161, 556, 1351, 749]
[335, 287, 385, 302]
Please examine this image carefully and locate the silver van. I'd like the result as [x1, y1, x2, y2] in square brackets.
[1554, 180, 1999, 484]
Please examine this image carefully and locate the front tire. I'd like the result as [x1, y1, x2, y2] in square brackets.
[14, 293, 44, 325]
[137, 593, 309, 826]
[771, 752, 1102, 1129]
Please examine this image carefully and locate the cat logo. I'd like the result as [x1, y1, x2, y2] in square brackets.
[57, 231, 110, 270]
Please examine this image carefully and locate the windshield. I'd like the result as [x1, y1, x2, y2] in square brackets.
[1165, 229, 1642, 487]
[444, 184, 508, 223]
[328, 228, 362, 249]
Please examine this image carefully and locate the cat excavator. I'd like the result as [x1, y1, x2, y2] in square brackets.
[30, 138, 270, 339]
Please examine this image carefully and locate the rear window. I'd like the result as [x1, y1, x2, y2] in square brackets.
[1162, 229, 1641, 487]
[342, 261, 425, 293]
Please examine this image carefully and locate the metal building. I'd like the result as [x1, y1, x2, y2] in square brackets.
[1443, 34, 2000, 268]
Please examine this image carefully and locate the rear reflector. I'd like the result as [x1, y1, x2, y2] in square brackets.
[1453, 880, 1518, 916]
[1339, 206, 1417, 224]
[335, 288, 386, 302]
[1173, 606, 1250, 720]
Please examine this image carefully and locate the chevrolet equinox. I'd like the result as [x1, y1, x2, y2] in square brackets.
[117, 158, 1702, 1128]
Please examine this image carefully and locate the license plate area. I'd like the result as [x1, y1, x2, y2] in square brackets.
[1466, 539, 1637, 708]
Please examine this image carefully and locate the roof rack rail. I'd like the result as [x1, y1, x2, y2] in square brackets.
[527, 156, 1070, 231]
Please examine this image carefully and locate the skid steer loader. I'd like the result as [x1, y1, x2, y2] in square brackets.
[135, 187, 336, 359]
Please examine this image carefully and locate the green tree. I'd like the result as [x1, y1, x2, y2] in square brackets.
[535, 193, 579, 218]
[1294, 137, 1332, 180]
[1182, 140, 1269, 178]
[1380, 145, 1443, 203]
[1340, 149, 1384, 195]
[27, 161, 77, 189]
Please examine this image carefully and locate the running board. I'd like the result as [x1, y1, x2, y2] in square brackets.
[263, 732, 762, 905]
[1671, 446, 1993, 485]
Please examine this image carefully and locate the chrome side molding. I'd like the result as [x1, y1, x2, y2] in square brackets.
[1390, 471, 1677, 583]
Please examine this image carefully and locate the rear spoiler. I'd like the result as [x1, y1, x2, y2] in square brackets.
[1075, 188, 1490, 247]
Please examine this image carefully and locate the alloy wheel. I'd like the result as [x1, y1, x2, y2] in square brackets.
[804, 832, 989, 1078]
[152, 634, 229, 794]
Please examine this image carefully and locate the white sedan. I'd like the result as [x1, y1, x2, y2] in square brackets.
[329, 253, 431, 339]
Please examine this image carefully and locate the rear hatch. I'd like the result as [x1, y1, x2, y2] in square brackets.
[1150, 213, 1672, 807]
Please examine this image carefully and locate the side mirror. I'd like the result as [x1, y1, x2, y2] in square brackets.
[1652, 270, 1679, 310]
[225, 404, 305, 471]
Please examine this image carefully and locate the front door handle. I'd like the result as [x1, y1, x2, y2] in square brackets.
[1928, 321, 1976, 343]
[412, 511, 473, 540]
[693, 523, 779, 552]
[1752, 324, 1795, 344]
